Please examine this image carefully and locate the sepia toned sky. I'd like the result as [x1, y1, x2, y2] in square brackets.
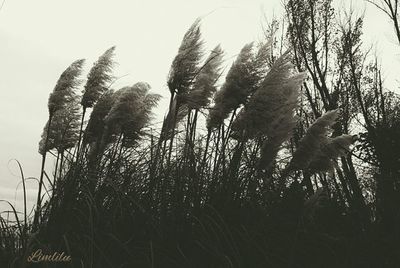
[0, 0, 398, 213]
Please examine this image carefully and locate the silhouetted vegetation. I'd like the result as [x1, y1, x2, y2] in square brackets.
[1, 1, 400, 267]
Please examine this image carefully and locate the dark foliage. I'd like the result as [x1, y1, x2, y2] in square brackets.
[1, 4, 400, 267]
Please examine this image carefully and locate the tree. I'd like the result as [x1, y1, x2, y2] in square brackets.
[367, 0, 400, 45]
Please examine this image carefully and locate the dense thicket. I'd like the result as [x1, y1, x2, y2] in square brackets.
[1, 1, 400, 267]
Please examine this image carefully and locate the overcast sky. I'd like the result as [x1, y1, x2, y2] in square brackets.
[0, 0, 399, 214]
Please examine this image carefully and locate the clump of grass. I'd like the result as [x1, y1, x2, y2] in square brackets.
[1, 16, 399, 268]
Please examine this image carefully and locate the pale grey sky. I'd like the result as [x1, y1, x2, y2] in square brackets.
[0, 0, 398, 214]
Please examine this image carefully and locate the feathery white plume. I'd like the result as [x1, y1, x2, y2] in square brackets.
[167, 19, 203, 95]
[48, 59, 85, 116]
[289, 109, 340, 170]
[81, 46, 116, 109]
